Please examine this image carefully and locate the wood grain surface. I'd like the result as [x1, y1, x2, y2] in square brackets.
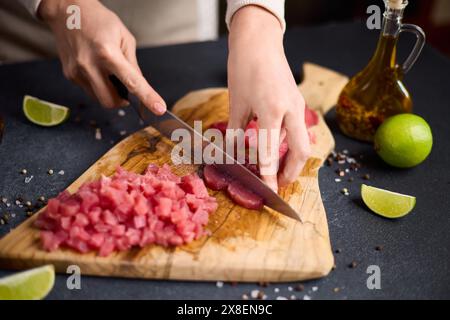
[0, 63, 348, 282]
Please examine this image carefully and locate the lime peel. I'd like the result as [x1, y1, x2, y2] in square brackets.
[0, 265, 55, 300]
[361, 184, 416, 219]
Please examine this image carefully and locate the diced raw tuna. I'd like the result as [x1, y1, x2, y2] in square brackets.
[89, 233, 105, 248]
[88, 207, 102, 224]
[40, 230, 66, 251]
[60, 216, 72, 230]
[156, 164, 181, 183]
[133, 215, 147, 229]
[46, 199, 60, 217]
[59, 200, 80, 216]
[155, 197, 172, 218]
[73, 213, 89, 227]
[111, 224, 126, 236]
[181, 174, 210, 198]
[99, 237, 115, 257]
[35, 164, 217, 256]
[78, 190, 99, 213]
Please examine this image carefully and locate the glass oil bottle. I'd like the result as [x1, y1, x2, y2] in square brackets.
[336, 0, 425, 142]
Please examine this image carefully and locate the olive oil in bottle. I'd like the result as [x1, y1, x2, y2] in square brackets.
[336, 0, 425, 142]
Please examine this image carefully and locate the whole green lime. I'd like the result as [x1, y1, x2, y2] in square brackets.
[374, 114, 433, 168]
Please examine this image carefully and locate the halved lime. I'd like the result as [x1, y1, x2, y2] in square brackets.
[0, 265, 55, 300]
[23, 95, 70, 126]
[361, 184, 416, 219]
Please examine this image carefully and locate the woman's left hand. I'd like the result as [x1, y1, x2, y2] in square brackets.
[227, 5, 311, 192]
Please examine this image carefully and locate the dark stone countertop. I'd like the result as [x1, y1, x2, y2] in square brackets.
[0, 22, 449, 300]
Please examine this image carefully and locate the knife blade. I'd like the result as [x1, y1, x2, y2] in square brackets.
[109, 75, 302, 222]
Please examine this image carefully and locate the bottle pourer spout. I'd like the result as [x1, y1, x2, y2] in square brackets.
[386, 0, 408, 10]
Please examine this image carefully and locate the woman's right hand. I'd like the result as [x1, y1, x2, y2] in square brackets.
[39, 0, 166, 114]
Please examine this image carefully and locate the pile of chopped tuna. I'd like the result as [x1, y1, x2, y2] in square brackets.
[203, 106, 319, 210]
[35, 164, 217, 256]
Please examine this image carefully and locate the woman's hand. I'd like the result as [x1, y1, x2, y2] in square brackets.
[227, 5, 311, 192]
[39, 0, 166, 114]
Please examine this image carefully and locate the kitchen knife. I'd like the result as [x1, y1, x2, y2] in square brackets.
[109, 75, 303, 223]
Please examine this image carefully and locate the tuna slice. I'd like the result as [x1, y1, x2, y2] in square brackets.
[35, 164, 217, 256]
[203, 164, 231, 191]
[227, 182, 264, 210]
[203, 165, 263, 210]
[203, 106, 319, 210]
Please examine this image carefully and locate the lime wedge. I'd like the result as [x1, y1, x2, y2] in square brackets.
[23, 95, 70, 126]
[361, 184, 416, 219]
[0, 265, 55, 300]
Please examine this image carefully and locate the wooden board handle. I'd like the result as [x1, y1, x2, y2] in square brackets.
[298, 63, 349, 115]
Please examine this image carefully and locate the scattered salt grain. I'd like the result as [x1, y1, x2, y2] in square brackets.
[24, 175, 34, 183]
[276, 296, 288, 300]
[274, 288, 280, 293]
[312, 286, 318, 292]
[95, 128, 102, 140]
[118, 109, 126, 117]
[242, 294, 249, 300]
[120, 130, 127, 136]
[216, 281, 224, 288]
[58, 170, 65, 175]
[11, 213, 16, 218]
[139, 119, 144, 126]
[303, 295, 311, 300]
[288, 286, 293, 292]
[250, 290, 259, 299]
[290, 295, 297, 300]
[335, 178, 341, 182]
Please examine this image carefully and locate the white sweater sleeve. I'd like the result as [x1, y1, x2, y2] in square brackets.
[226, 0, 286, 32]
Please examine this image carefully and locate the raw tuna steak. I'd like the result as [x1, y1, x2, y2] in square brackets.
[305, 104, 319, 127]
[35, 164, 217, 256]
[203, 107, 319, 210]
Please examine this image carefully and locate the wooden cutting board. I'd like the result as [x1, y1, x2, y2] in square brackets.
[0, 63, 348, 282]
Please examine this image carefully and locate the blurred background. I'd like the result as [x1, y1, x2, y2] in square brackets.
[0, 0, 449, 63]
[219, 0, 450, 57]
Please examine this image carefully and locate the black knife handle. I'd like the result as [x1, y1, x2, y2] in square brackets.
[108, 75, 129, 100]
